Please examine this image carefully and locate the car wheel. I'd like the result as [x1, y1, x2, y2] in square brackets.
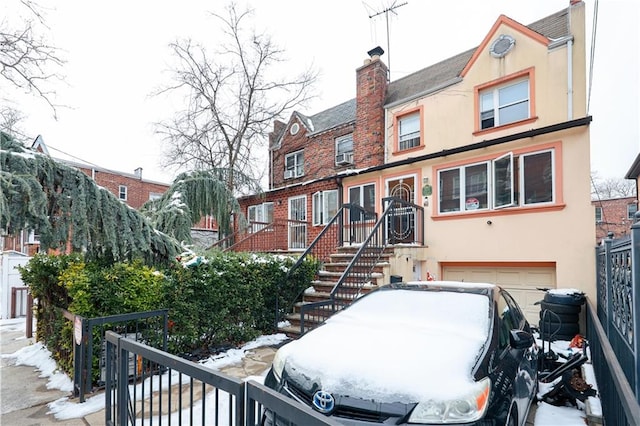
[540, 301, 581, 314]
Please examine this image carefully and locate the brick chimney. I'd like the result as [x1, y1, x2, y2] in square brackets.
[354, 46, 388, 168]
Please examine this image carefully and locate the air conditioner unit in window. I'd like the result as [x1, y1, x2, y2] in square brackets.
[284, 170, 295, 179]
[335, 152, 354, 165]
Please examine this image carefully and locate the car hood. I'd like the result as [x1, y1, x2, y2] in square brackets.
[280, 290, 491, 404]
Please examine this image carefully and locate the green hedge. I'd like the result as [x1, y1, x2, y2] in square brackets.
[163, 251, 319, 356]
[19, 251, 319, 379]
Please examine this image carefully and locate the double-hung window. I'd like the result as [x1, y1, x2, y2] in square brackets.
[398, 112, 421, 151]
[313, 190, 339, 225]
[248, 202, 274, 231]
[628, 203, 638, 220]
[595, 207, 603, 223]
[285, 151, 304, 178]
[348, 183, 376, 221]
[335, 134, 354, 165]
[438, 149, 555, 214]
[118, 185, 127, 201]
[480, 79, 530, 130]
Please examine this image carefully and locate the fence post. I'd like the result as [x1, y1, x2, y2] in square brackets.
[604, 232, 614, 338]
[26, 293, 33, 338]
[631, 215, 640, 402]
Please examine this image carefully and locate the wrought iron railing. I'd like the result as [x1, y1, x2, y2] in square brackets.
[331, 197, 424, 306]
[586, 300, 640, 425]
[104, 331, 340, 426]
[596, 227, 639, 404]
[277, 204, 373, 330]
[297, 197, 424, 335]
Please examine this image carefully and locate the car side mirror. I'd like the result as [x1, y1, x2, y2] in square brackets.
[509, 329, 534, 350]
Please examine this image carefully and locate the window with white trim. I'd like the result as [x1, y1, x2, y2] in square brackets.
[480, 79, 530, 129]
[285, 151, 304, 178]
[335, 134, 354, 165]
[348, 183, 376, 221]
[628, 203, 638, 220]
[437, 149, 554, 214]
[313, 190, 339, 225]
[595, 206, 603, 223]
[118, 185, 127, 201]
[398, 113, 420, 151]
[248, 202, 274, 231]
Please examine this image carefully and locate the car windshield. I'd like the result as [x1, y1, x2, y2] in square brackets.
[284, 288, 492, 403]
[333, 287, 491, 339]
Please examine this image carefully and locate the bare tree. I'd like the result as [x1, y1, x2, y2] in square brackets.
[0, 105, 27, 142]
[591, 174, 637, 200]
[1, 0, 65, 118]
[155, 3, 317, 195]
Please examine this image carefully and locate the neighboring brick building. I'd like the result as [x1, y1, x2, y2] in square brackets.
[593, 196, 638, 242]
[238, 47, 388, 250]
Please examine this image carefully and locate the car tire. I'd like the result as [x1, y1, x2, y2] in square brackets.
[543, 292, 585, 306]
[539, 321, 580, 336]
[539, 310, 579, 323]
[540, 301, 581, 314]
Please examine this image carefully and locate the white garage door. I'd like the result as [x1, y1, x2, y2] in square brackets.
[442, 265, 556, 324]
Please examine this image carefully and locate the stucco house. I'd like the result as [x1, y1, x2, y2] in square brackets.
[235, 0, 593, 324]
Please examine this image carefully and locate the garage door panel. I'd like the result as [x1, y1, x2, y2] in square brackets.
[443, 266, 556, 325]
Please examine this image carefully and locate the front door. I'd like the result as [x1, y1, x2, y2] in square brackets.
[288, 195, 307, 250]
[386, 176, 416, 244]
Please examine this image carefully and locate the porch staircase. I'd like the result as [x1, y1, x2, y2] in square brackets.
[278, 246, 393, 338]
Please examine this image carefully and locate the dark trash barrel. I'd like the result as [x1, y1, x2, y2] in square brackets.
[538, 290, 585, 342]
[390, 275, 402, 284]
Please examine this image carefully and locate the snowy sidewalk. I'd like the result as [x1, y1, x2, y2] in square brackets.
[1, 316, 592, 426]
[0, 317, 281, 425]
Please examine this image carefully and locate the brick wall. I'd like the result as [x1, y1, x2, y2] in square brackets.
[239, 179, 339, 247]
[593, 196, 638, 241]
[354, 55, 387, 168]
[269, 53, 388, 190]
[78, 167, 169, 210]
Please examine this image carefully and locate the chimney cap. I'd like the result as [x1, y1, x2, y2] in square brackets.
[367, 46, 385, 58]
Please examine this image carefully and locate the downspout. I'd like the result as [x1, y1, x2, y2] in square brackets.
[384, 108, 389, 163]
[567, 38, 574, 120]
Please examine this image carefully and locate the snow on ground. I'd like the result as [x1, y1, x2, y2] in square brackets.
[1, 317, 592, 425]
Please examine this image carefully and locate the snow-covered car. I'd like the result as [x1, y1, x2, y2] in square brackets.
[263, 281, 538, 425]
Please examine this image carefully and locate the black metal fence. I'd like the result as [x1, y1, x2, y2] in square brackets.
[104, 331, 341, 426]
[586, 300, 640, 425]
[593, 218, 640, 424]
[69, 309, 169, 402]
[595, 225, 640, 403]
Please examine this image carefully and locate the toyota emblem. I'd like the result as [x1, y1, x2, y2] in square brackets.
[312, 390, 335, 414]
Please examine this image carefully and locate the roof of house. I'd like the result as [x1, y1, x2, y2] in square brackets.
[301, 7, 571, 134]
[626, 153, 640, 179]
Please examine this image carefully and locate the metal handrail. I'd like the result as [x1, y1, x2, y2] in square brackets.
[296, 197, 423, 335]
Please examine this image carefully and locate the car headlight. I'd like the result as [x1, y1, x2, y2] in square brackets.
[272, 344, 292, 381]
[408, 377, 490, 424]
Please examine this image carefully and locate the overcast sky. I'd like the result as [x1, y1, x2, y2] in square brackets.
[3, 0, 638, 184]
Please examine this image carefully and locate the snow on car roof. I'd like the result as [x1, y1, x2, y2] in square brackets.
[283, 288, 492, 403]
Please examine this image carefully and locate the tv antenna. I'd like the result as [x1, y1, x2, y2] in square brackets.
[368, 1, 407, 80]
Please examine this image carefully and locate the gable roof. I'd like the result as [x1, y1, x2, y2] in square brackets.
[386, 7, 570, 106]
[305, 99, 356, 136]
[290, 7, 571, 134]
